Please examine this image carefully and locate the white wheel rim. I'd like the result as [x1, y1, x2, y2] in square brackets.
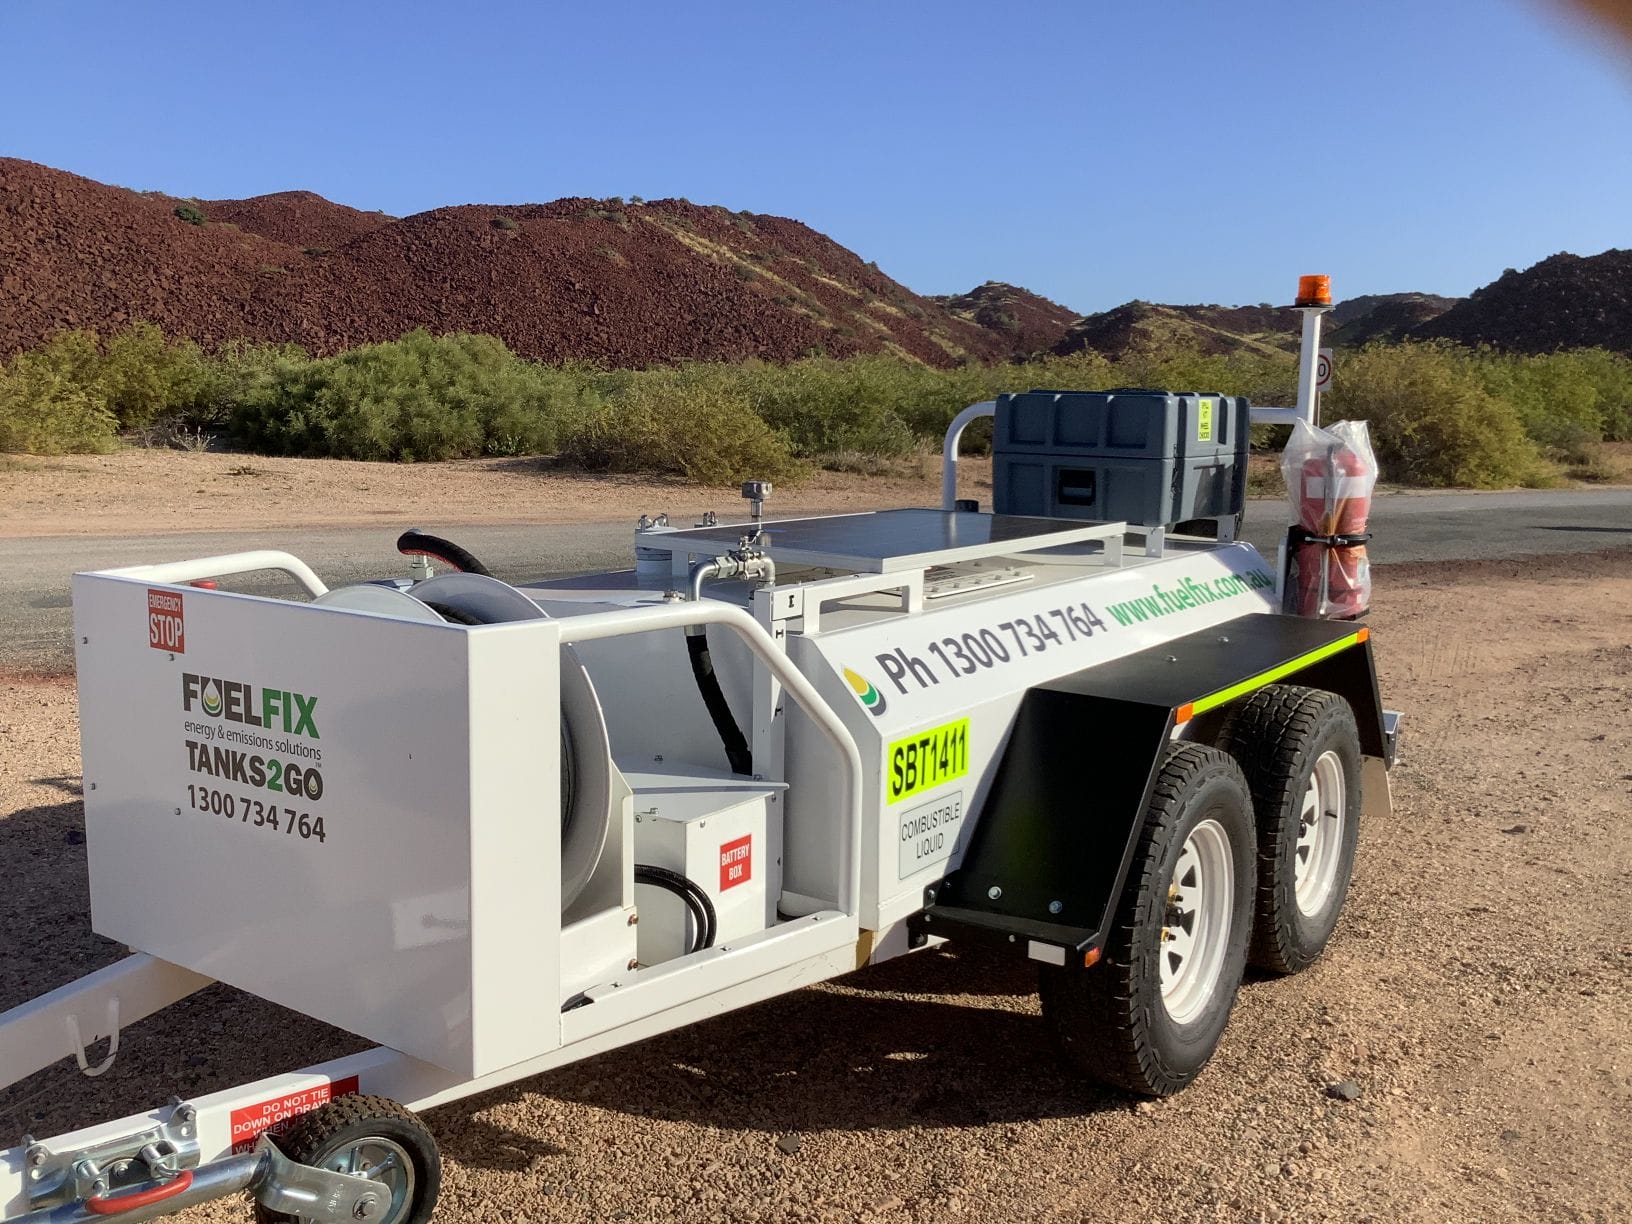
[1159, 817, 1235, 1026]
[1295, 750, 1346, 917]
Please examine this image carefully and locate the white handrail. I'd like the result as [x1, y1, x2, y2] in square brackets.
[940, 400, 996, 511]
[99, 550, 329, 598]
[557, 601, 865, 918]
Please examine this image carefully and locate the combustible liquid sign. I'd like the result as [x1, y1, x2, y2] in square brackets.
[719, 835, 752, 891]
[229, 1076, 359, 1152]
[147, 588, 185, 653]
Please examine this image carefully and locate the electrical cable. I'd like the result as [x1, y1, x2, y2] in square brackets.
[633, 864, 718, 953]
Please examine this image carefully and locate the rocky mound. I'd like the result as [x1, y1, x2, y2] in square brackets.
[930, 281, 1080, 356]
[1051, 301, 1302, 359]
[1412, 251, 1632, 353]
[198, 191, 392, 251]
[1328, 293, 1459, 347]
[0, 158, 1006, 367]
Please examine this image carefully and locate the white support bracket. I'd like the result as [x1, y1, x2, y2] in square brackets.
[0, 954, 213, 1094]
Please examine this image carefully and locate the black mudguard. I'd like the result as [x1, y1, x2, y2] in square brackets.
[909, 613, 1385, 964]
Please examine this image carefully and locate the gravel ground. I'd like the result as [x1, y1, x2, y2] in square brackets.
[2, 547, 1629, 1223]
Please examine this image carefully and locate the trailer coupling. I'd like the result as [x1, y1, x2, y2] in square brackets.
[16, 1102, 383, 1224]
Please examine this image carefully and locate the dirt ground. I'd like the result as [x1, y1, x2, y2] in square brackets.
[0, 450, 994, 537]
[1, 534, 1627, 1223]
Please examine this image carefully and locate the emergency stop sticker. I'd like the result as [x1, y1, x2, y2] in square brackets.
[148, 588, 185, 653]
[720, 835, 752, 890]
[229, 1075, 359, 1152]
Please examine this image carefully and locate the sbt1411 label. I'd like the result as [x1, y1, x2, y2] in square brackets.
[887, 717, 969, 805]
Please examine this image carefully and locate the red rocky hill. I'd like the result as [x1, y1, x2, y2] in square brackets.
[1411, 251, 1632, 353]
[0, 159, 1009, 366]
[930, 281, 1081, 356]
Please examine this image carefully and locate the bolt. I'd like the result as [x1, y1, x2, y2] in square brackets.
[25, 1146, 46, 1169]
[1048, 900, 1064, 915]
[924, 888, 937, 905]
[1218, 635, 1230, 643]
[89, 782, 97, 791]
[1166, 655, 1178, 663]
[626, 958, 639, 971]
[354, 1194, 380, 1219]
[174, 1103, 196, 1124]
[175, 808, 182, 815]
[627, 912, 639, 926]
[987, 885, 1003, 901]
[81, 637, 89, 645]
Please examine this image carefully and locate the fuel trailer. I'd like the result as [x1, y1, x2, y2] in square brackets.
[0, 282, 1399, 1223]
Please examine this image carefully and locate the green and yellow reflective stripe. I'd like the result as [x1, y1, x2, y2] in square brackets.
[1175, 627, 1368, 724]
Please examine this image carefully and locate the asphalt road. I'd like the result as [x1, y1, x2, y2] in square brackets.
[3, 488, 1629, 671]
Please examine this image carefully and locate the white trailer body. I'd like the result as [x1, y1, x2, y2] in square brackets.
[1, 301, 1402, 1223]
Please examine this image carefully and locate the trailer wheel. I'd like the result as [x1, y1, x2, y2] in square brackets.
[1217, 684, 1362, 974]
[1039, 743, 1254, 1097]
[256, 1095, 440, 1224]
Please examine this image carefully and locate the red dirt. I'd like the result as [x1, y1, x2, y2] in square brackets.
[0, 159, 1008, 367]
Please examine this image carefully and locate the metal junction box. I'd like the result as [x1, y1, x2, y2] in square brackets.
[625, 768, 775, 965]
[992, 389, 1250, 528]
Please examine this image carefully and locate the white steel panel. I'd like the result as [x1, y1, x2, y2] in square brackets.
[788, 544, 1279, 929]
[70, 575, 564, 1078]
[465, 621, 565, 1072]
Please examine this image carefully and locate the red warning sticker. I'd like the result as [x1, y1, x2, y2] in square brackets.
[147, 589, 185, 654]
[720, 834, 752, 891]
[229, 1076, 359, 1153]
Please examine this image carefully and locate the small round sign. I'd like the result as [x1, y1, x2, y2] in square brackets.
[1315, 348, 1334, 391]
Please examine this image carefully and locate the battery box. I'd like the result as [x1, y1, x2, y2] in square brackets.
[992, 389, 1250, 528]
[625, 767, 779, 964]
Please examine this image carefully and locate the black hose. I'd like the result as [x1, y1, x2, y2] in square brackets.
[634, 864, 717, 953]
[419, 600, 482, 625]
[686, 631, 753, 777]
[396, 529, 493, 576]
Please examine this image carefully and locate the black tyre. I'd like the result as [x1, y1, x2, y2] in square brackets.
[256, 1094, 441, 1224]
[1217, 684, 1363, 975]
[1040, 743, 1255, 1097]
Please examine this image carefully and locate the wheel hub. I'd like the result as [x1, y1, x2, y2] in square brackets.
[1158, 818, 1234, 1026]
[315, 1138, 414, 1224]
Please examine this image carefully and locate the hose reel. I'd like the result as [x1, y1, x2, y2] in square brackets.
[312, 573, 615, 910]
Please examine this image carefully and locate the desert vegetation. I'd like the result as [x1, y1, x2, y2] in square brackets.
[1, 323, 1628, 487]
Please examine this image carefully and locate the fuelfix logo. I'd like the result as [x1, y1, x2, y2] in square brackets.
[182, 674, 320, 740]
[843, 667, 888, 717]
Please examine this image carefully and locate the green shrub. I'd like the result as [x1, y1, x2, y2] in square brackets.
[1472, 351, 1603, 455]
[173, 204, 205, 225]
[1324, 343, 1542, 487]
[229, 331, 586, 461]
[560, 377, 800, 485]
[1547, 348, 1632, 442]
[0, 354, 118, 455]
[99, 322, 207, 429]
[491, 216, 519, 231]
[0, 331, 118, 453]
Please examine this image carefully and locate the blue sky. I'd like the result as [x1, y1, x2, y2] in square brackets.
[3, 1, 1629, 313]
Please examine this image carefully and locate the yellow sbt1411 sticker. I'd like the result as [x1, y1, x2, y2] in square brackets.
[887, 718, 969, 805]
